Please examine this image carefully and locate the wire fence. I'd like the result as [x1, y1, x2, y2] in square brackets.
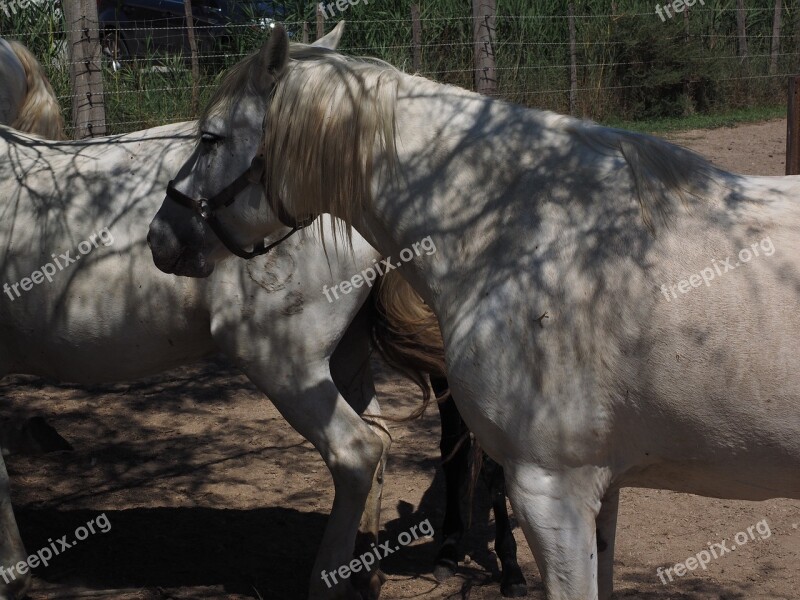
[1, 0, 798, 137]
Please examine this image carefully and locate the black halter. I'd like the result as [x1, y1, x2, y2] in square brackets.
[165, 150, 316, 260]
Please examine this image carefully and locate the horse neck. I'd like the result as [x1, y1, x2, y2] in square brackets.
[360, 76, 530, 311]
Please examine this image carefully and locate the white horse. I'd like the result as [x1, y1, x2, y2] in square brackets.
[0, 126, 389, 600]
[0, 38, 65, 139]
[148, 28, 800, 600]
[0, 26, 403, 600]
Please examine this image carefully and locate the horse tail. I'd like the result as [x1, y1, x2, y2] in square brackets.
[371, 268, 447, 421]
[8, 40, 66, 140]
[372, 271, 486, 525]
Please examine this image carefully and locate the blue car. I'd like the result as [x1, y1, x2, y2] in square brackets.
[97, 0, 287, 69]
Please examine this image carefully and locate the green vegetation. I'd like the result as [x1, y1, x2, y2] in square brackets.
[604, 105, 787, 134]
[1, 0, 795, 136]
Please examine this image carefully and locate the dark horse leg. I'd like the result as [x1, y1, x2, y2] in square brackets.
[480, 456, 528, 597]
[431, 374, 470, 582]
[433, 374, 527, 596]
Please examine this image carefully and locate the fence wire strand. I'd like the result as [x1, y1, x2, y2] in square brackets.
[2, 3, 796, 136]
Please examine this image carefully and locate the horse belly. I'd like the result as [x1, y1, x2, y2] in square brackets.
[619, 221, 800, 500]
[624, 457, 800, 500]
[622, 337, 800, 500]
[0, 262, 215, 383]
[21, 330, 214, 383]
[438, 257, 800, 503]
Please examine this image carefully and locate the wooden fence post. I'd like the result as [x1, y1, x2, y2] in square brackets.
[736, 0, 750, 65]
[317, 6, 324, 40]
[63, 0, 106, 138]
[472, 0, 496, 95]
[183, 0, 200, 115]
[410, 4, 421, 73]
[568, 2, 578, 115]
[771, 0, 782, 75]
[786, 75, 800, 175]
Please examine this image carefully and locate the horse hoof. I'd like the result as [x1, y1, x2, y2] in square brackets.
[501, 581, 528, 597]
[334, 588, 363, 600]
[0, 573, 30, 600]
[367, 568, 387, 600]
[352, 568, 386, 600]
[500, 571, 528, 598]
[433, 559, 457, 582]
[434, 540, 460, 582]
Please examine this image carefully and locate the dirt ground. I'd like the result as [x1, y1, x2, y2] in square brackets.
[5, 119, 800, 600]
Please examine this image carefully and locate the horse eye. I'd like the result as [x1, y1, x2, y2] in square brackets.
[200, 132, 222, 145]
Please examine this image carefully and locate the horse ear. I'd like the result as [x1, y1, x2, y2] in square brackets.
[311, 20, 345, 49]
[257, 24, 289, 84]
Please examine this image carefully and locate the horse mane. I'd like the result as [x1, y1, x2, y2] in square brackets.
[258, 47, 717, 236]
[206, 41, 717, 238]
[263, 45, 401, 243]
[7, 40, 66, 141]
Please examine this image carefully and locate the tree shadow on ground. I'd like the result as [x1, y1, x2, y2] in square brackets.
[16, 506, 324, 599]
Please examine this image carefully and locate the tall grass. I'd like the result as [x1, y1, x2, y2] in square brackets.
[1, 0, 796, 136]
[308, 0, 795, 119]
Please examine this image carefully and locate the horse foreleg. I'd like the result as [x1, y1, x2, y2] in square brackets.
[0, 451, 30, 600]
[480, 457, 528, 597]
[353, 396, 390, 600]
[331, 319, 390, 600]
[241, 360, 384, 600]
[432, 375, 470, 582]
[596, 490, 619, 600]
[505, 463, 606, 600]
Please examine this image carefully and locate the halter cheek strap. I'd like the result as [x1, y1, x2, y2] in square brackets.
[165, 149, 317, 260]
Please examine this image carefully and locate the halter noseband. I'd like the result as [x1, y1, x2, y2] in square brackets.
[165, 150, 316, 260]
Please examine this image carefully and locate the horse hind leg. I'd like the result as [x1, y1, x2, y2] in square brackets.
[239, 354, 383, 600]
[432, 375, 470, 582]
[480, 456, 528, 597]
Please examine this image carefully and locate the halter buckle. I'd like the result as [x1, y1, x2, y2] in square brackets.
[198, 199, 211, 219]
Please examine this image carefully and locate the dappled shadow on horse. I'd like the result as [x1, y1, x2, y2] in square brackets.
[0, 25, 396, 600]
[148, 24, 800, 600]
